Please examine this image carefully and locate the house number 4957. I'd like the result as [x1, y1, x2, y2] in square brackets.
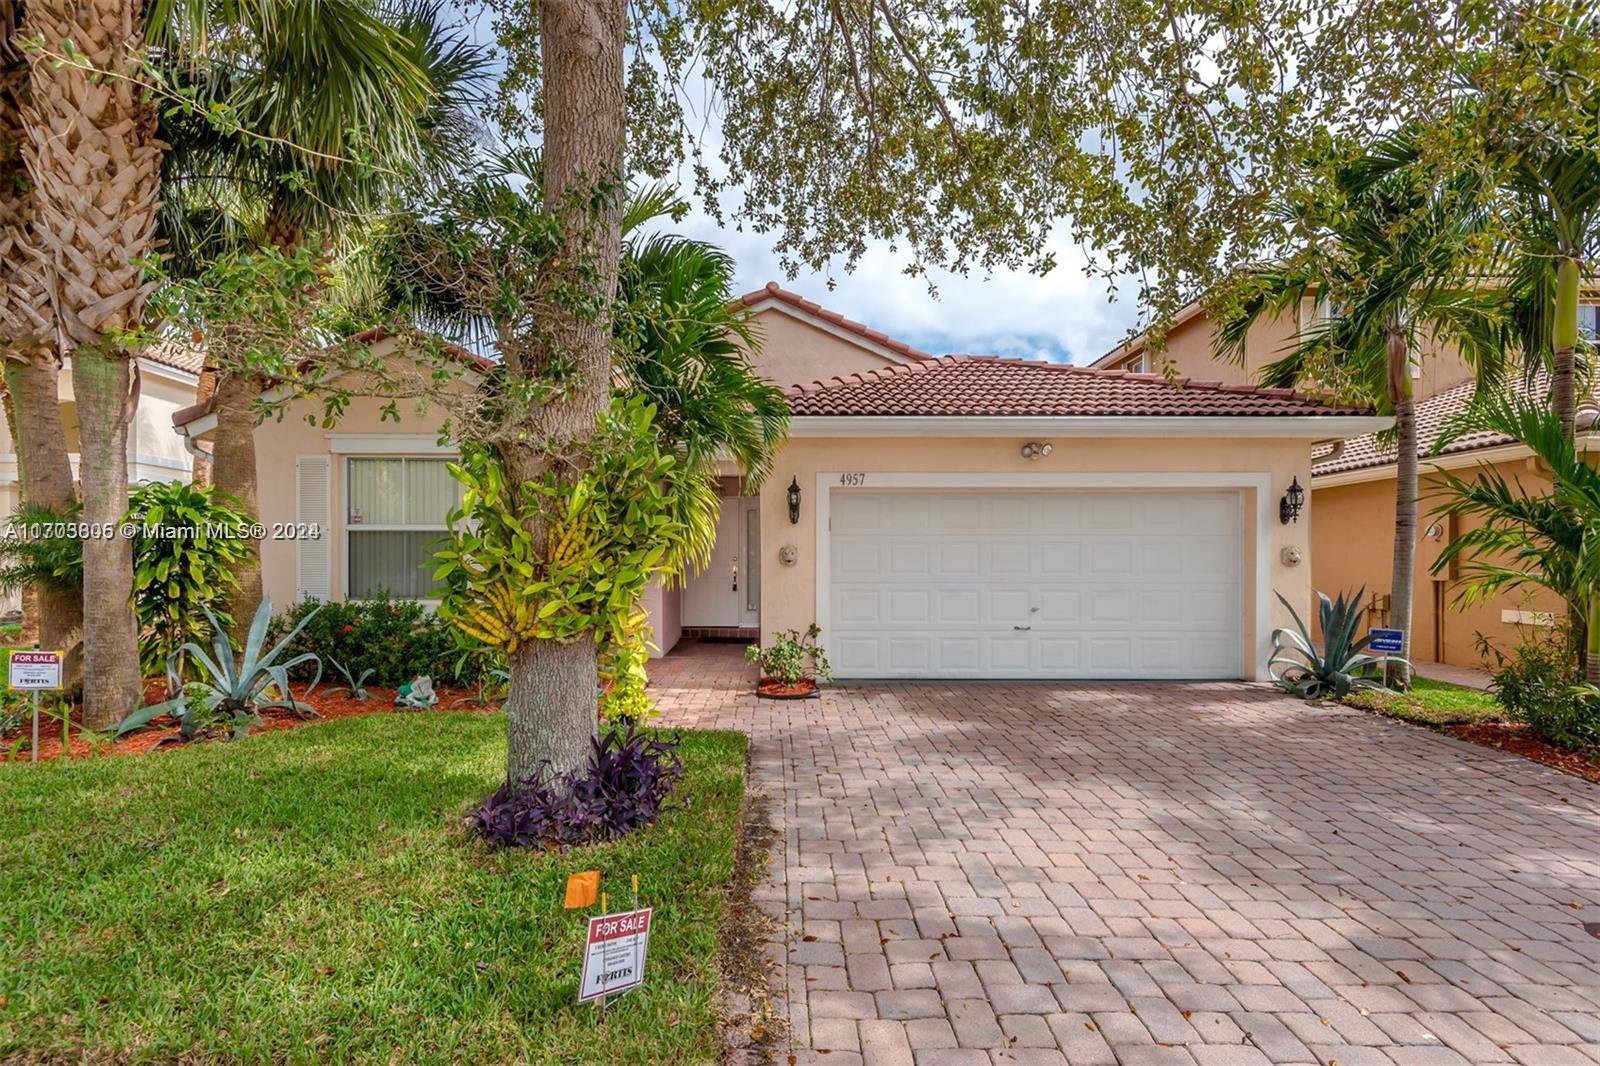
[838, 473, 867, 487]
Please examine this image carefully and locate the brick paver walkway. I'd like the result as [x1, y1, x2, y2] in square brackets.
[651, 641, 1600, 1065]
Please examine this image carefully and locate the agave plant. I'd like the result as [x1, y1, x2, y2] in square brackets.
[328, 659, 375, 701]
[1269, 588, 1398, 700]
[115, 598, 324, 742]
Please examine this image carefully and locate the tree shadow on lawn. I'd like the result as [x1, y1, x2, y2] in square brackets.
[0, 714, 750, 1063]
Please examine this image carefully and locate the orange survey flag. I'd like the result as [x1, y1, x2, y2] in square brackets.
[564, 870, 600, 909]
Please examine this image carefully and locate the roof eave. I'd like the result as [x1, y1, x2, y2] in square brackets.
[788, 414, 1392, 438]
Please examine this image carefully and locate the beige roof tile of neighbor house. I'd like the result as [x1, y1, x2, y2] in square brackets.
[1312, 373, 1587, 476]
[785, 354, 1373, 418]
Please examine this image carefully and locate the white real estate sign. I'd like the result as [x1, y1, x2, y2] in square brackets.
[578, 907, 652, 1003]
[8, 650, 62, 690]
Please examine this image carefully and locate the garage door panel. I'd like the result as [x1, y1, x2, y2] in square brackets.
[936, 588, 981, 624]
[887, 589, 931, 624]
[938, 542, 982, 575]
[888, 542, 931, 576]
[991, 588, 1032, 623]
[829, 489, 1241, 679]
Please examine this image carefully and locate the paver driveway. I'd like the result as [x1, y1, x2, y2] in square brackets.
[652, 642, 1600, 1065]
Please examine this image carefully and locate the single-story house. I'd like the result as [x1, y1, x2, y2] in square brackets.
[1093, 298, 1600, 669]
[172, 286, 1387, 681]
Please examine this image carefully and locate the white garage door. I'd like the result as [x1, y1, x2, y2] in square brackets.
[827, 490, 1242, 679]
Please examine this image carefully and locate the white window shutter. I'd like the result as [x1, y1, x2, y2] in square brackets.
[296, 455, 332, 601]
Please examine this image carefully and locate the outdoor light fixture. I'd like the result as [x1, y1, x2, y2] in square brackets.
[787, 477, 801, 524]
[1280, 476, 1305, 524]
[1020, 441, 1053, 461]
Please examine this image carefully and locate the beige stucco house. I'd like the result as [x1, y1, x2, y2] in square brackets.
[0, 348, 202, 613]
[1094, 299, 1600, 669]
[171, 285, 1387, 682]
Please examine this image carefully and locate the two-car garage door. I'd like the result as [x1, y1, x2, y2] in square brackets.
[827, 489, 1242, 679]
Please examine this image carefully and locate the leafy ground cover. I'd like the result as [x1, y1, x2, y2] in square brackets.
[0, 714, 748, 1062]
[1341, 675, 1600, 783]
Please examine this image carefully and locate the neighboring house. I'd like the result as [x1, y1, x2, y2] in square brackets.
[1093, 298, 1600, 669]
[0, 348, 202, 613]
[172, 286, 1385, 682]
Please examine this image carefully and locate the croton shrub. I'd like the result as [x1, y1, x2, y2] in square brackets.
[269, 592, 490, 688]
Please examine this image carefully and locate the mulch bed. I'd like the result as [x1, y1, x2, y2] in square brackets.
[2, 682, 500, 764]
[1448, 720, 1600, 785]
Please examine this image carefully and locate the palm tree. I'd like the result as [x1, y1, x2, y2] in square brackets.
[0, 1, 81, 670]
[1459, 18, 1600, 440]
[158, 0, 488, 640]
[1216, 134, 1502, 686]
[1432, 391, 1600, 681]
[20, 0, 164, 725]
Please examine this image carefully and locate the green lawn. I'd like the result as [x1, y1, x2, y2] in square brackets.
[0, 713, 748, 1063]
[1342, 675, 1502, 726]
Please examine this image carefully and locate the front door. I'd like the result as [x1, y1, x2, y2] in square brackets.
[683, 495, 761, 628]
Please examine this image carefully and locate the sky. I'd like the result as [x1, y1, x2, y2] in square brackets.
[447, 5, 1147, 367]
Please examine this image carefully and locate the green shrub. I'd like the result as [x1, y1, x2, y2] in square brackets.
[745, 623, 832, 684]
[1481, 627, 1600, 751]
[268, 592, 485, 687]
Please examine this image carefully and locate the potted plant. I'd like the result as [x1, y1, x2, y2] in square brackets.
[745, 623, 833, 699]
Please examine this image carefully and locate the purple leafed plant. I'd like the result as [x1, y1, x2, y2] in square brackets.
[469, 720, 686, 848]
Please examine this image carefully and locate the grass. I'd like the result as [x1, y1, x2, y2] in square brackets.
[0, 713, 749, 1063]
[1342, 675, 1502, 726]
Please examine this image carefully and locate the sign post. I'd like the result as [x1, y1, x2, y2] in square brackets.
[1368, 628, 1404, 687]
[9, 650, 63, 763]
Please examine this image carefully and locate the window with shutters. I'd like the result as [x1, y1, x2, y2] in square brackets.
[345, 457, 461, 599]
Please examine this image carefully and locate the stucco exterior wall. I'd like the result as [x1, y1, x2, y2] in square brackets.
[1312, 459, 1564, 669]
[746, 308, 906, 387]
[757, 434, 1318, 681]
[1104, 309, 1477, 403]
[249, 387, 453, 611]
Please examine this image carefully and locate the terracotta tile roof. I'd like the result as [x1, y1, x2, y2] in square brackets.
[144, 343, 205, 374]
[737, 282, 934, 362]
[1312, 373, 1589, 476]
[785, 355, 1373, 417]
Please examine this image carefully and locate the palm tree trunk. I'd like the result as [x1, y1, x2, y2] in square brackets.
[211, 371, 262, 647]
[71, 345, 142, 727]
[501, 0, 627, 786]
[1553, 254, 1580, 440]
[1586, 593, 1600, 686]
[1388, 324, 1416, 689]
[2, 358, 83, 671]
[22, 0, 162, 728]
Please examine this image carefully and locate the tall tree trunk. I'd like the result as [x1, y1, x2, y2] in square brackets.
[501, 0, 627, 786]
[1553, 254, 1580, 440]
[3, 358, 83, 671]
[71, 345, 141, 726]
[22, 0, 162, 728]
[1387, 324, 1416, 689]
[211, 371, 262, 645]
[0, 31, 81, 675]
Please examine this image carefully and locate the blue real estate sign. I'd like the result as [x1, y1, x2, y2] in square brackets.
[1369, 628, 1405, 654]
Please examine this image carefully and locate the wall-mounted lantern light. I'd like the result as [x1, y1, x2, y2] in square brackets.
[1279, 476, 1305, 524]
[787, 477, 801, 524]
[1020, 441, 1053, 461]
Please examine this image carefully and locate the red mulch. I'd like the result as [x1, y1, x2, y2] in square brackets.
[756, 677, 817, 697]
[1449, 721, 1600, 785]
[1, 682, 499, 764]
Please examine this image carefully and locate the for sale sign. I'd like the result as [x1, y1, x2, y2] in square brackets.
[8, 650, 61, 690]
[578, 907, 652, 1003]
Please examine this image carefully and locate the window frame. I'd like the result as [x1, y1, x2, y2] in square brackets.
[341, 454, 459, 603]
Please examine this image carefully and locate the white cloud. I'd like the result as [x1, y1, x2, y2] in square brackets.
[671, 209, 1144, 366]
